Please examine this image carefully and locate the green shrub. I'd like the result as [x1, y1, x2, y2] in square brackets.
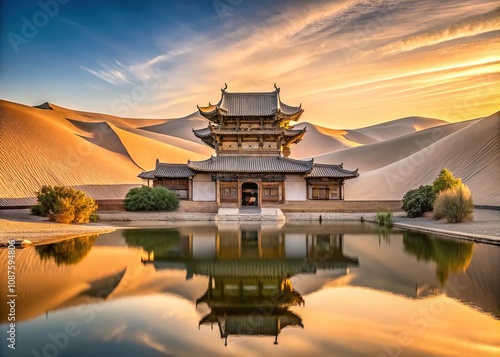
[124, 186, 179, 211]
[376, 210, 393, 227]
[402, 185, 435, 218]
[432, 168, 461, 194]
[33, 185, 98, 224]
[433, 183, 473, 223]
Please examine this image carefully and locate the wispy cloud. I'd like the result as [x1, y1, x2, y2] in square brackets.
[370, 7, 500, 56]
[81, 60, 133, 85]
[80, 0, 500, 125]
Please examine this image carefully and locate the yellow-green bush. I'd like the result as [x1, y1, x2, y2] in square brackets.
[432, 168, 461, 194]
[32, 185, 98, 224]
[433, 183, 473, 223]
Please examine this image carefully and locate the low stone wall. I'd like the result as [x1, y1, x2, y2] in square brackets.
[96, 199, 401, 213]
[270, 200, 402, 212]
[96, 200, 220, 213]
[96, 200, 125, 211]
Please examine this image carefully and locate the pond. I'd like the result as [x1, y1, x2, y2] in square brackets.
[1, 222, 499, 357]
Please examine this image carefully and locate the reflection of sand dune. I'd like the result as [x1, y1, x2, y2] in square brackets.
[0, 245, 206, 323]
[0, 99, 497, 205]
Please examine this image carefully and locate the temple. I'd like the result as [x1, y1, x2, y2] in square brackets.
[139, 85, 358, 206]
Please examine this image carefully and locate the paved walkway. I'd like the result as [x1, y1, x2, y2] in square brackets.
[392, 209, 499, 245]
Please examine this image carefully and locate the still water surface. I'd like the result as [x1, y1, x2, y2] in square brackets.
[1, 222, 499, 357]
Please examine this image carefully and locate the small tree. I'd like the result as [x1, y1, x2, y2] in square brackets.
[402, 185, 435, 218]
[32, 186, 98, 224]
[124, 186, 179, 211]
[432, 168, 461, 194]
[433, 183, 473, 223]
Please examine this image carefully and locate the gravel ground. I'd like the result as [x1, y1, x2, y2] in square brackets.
[1, 208, 498, 247]
[0, 209, 114, 246]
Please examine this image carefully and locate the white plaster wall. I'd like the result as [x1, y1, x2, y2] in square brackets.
[285, 233, 307, 258]
[285, 175, 307, 201]
[193, 174, 216, 201]
[192, 234, 216, 258]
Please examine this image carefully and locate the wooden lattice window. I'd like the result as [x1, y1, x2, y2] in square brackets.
[312, 188, 329, 200]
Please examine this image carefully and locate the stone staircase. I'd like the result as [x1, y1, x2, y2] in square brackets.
[216, 207, 286, 221]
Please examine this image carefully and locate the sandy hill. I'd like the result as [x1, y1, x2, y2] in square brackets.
[46, 102, 169, 128]
[343, 113, 499, 206]
[0, 99, 497, 206]
[0, 100, 207, 204]
[140, 112, 209, 142]
[291, 123, 363, 158]
[291, 116, 449, 159]
[311, 120, 478, 172]
[353, 116, 449, 141]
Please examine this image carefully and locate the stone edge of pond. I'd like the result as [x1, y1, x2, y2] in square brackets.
[390, 222, 500, 246]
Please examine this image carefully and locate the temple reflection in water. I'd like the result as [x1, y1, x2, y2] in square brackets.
[138, 223, 359, 345]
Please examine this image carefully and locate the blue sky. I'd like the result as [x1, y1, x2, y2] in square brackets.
[1, 0, 498, 128]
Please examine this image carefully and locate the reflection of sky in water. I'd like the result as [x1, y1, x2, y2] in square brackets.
[1, 223, 499, 357]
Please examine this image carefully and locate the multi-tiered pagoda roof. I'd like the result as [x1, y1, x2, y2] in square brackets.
[197, 84, 303, 123]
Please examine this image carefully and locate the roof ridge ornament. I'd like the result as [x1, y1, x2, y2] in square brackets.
[274, 83, 280, 92]
[221, 83, 228, 92]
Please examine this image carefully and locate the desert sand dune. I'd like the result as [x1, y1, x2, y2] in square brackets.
[354, 116, 449, 141]
[311, 120, 477, 172]
[292, 117, 449, 159]
[109, 122, 207, 170]
[291, 123, 361, 158]
[67, 119, 131, 156]
[0, 99, 496, 206]
[345, 113, 500, 205]
[307, 123, 379, 145]
[44, 102, 169, 128]
[0, 101, 142, 200]
[140, 112, 209, 142]
[119, 126, 213, 156]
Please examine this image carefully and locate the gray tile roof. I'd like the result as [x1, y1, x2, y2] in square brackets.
[188, 155, 313, 173]
[306, 164, 359, 178]
[138, 163, 194, 179]
[198, 87, 303, 119]
[193, 126, 306, 136]
[138, 169, 155, 179]
[220, 92, 278, 116]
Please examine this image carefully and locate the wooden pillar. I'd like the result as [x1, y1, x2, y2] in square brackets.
[238, 179, 242, 207]
[258, 181, 263, 207]
[188, 177, 193, 201]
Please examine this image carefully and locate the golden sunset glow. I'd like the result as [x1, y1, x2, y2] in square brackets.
[1, 1, 498, 128]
